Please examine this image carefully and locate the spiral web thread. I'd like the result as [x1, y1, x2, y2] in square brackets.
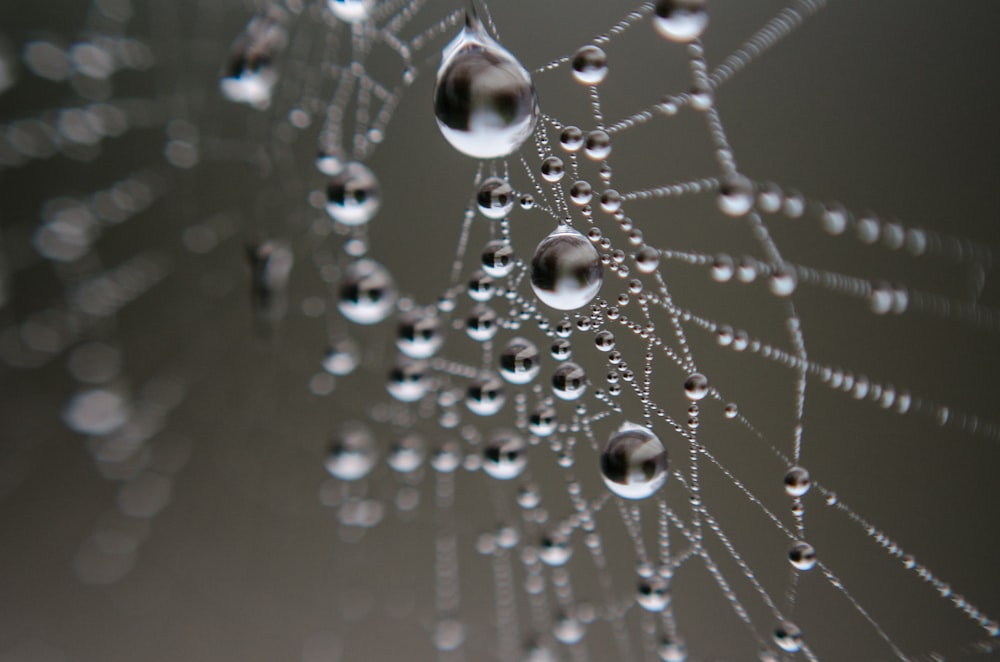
[0, 0, 999, 660]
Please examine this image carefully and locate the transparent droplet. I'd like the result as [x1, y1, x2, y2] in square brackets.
[481, 239, 516, 278]
[397, 309, 443, 358]
[433, 619, 465, 652]
[220, 10, 287, 109]
[788, 541, 817, 571]
[711, 254, 734, 282]
[431, 442, 463, 473]
[569, 180, 593, 205]
[316, 152, 343, 176]
[637, 575, 671, 612]
[635, 246, 660, 273]
[683, 373, 710, 401]
[718, 173, 754, 217]
[723, 403, 738, 419]
[322, 338, 360, 376]
[540, 156, 565, 183]
[325, 423, 376, 481]
[326, 0, 375, 22]
[571, 45, 608, 85]
[482, 430, 527, 480]
[529, 404, 558, 436]
[560, 126, 584, 152]
[476, 176, 515, 219]
[530, 225, 603, 311]
[433, 11, 538, 159]
[325, 161, 380, 226]
[773, 622, 803, 653]
[769, 265, 798, 297]
[388, 434, 425, 473]
[467, 371, 506, 416]
[539, 529, 573, 566]
[552, 362, 587, 401]
[387, 358, 430, 402]
[553, 615, 585, 645]
[499, 337, 541, 384]
[658, 638, 688, 662]
[468, 269, 495, 302]
[600, 423, 669, 499]
[584, 129, 611, 160]
[784, 466, 811, 497]
[653, 0, 709, 43]
[338, 259, 398, 325]
[594, 330, 616, 352]
[466, 304, 499, 342]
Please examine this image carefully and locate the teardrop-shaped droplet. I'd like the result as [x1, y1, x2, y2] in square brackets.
[531, 225, 603, 310]
[338, 258, 398, 325]
[325, 161, 380, 226]
[325, 423, 376, 481]
[600, 423, 669, 499]
[653, 0, 709, 43]
[433, 11, 538, 159]
[499, 337, 541, 384]
[220, 10, 288, 109]
[482, 429, 527, 479]
[327, 0, 375, 22]
[477, 176, 515, 219]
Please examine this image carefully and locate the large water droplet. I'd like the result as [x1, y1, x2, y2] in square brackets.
[325, 423, 377, 481]
[325, 161, 380, 226]
[327, 0, 375, 22]
[338, 258, 398, 325]
[637, 575, 671, 612]
[477, 176, 515, 219]
[482, 430, 527, 479]
[433, 10, 538, 159]
[653, 0, 709, 43]
[600, 423, 669, 499]
[220, 10, 288, 109]
[499, 337, 541, 384]
[531, 225, 603, 310]
[572, 45, 608, 86]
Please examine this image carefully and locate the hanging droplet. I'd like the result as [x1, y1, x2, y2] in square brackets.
[553, 615, 585, 645]
[325, 423, 376, 481]
[594, 330, 616, 352]
[635, 246, 660, 273]
[316, 152, 343, 176]
[338, 258, 398, 325]
[683, 373, 710, 401]
[388, 434, 425, 473]
[560, 126, 584, 152]
[773, 622, 803, 653]
[467, 371, 506, 416]
[325, 161, 380, 226]
[482, 430, 527, 479]
[540, 156, 565, 183]
[322, 338, 361, 376]
[433, 9, 538, 159]
[784, 466, 812, 497]
[550, 338, 572, 361]
[482, 239, 516, 278]
[387, 358, 430, 402]
[788, 542, 817, 571]
[637, 575, 671, 612]
[530, 225, 603, 310]
[397, 309, 443, 358]
[571, 45, 608, 85]
[657, 638, 688, 662]
[600, 423, 669, 499]
[477, 176, 515, 219]
[769, 264, 798, 297]
[718, 173, 754, 217]
[500, 337, 541, 384]
[466, 304, 499, 342]
[529, 403, 558, 436]
[220, 9, 288, 109]
[431, 442, 463, 473]
[552, 362, 587, 401]
[584, 130, 611, 160]
[569, 180, 593, 205]
[653, 0, 709, 43]
[468, 269, 495, 301]
[326, 0, 375, 22]
[539, 529, 573, 566]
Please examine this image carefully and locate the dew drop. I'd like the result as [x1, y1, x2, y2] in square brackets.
[540, 156, 565, 183]
[635, 246, 660, 273]
[481, 239, 516, 278]
[433, 11, 538, 159]
[683, 373, 709, 401]
[499, 337, 541, 384]
[482, 430, 527, 479]
[551, 338, 572, 361]
[388, 434, 425, 473]
[594, 330, 616, 352]
[637, 575, 671, 612]
[397, 309, 443, 359]
[570, 180, 593, 205]
[552, 362, 587, 401]
[539, 529, 573, 566]
[788, 541, 817, 571]
[653, 0, 709, 43]
[768, 265, 798, 297]
[784, 466, 811, 497]
[600, 423, 669, 499]
[560, 126, 584, 152]
[466, 304, 499, 342]
[325, 423, 376, 481]
[477, 176, 515, 219]
[327, 0, 375, 22]
[584, 130, 611, 160]
[325, 161, 380, 226]
[717, 173, 754, 217]
[529, 404, 558, 436]
[468, 269, 495, 301]
[220, 11, 287, 109]
[773, 622, 803, 653]
[467, 371, 506, 416]
[338, 259, 398, 325]
[658, 638, 688, 662]
[571, 45, 608, 85]
[530, 225, 603, 311]
[322, 338, 361, 376]
[387, 358, 430, 402]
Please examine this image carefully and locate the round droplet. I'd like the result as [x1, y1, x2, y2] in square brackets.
[316, 152, 343, 176]
[788, 542, 817, 571]
[550, 338, 572, 361]
[594, 330, 616, 352]
[397, 309, 443, 358]
[569, 180, 593, 205]
[477, 176, 515, 219]
[482, 430, 527, 479]
[723, 403, 738, 419]
[325, 424, 376, 480]
[325, 161, 380, 225]
[600, 423, 669, 499]
[552, 362, 587, 401]
[769, 265, 798, 297]
[529, 404, 558, 436]
[711, 254, 734, 282]
[434, 13, 538, 159]
[539, 529, 573, 566]
[482, 239, 516, 278]
[431, 442, 462, 473]
[540, 156, 565, 182]
[466, 304, 499, 342]
[560, 126, 584, 152]
[584, 130, 611, 160]
[635, 246, 659, 273]
[530, 225, 603, 311]
[387, 358, 430, 402]
[327, 0, 375, 22]
[339, 259, 398, 325]
[653, 0, 709, 43]
[322, 338, 360, 375]
[467, 372, 506, 416]
[657, 638, 688, 662]
[468, 269, 495, 302]
[388, 434, 425, 473]
[500, 337, 541, 384]
[784, 466, 811, 497]
[683, 373, 710, 401]
[637, 575, 671, 612]
[553, 615, 585, 645]
[718, 173, 754, 217]
[571, 45, 608, 85]
[773, 622, 803, 653]
[220, 13, 287, 109]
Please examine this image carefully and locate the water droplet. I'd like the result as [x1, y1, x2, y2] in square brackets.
[325, 424, 376, 481]
[388, 434, 425, 473]
[482, 430, 527, 479]
[529, 403, 558, 436]
[433, 619, 465, 651]
[466, 304, 499, 342]
[325, 161, 380, 226]
[431, 442, 463, 473]
[322, 338, 360, 375]
[683, 373, 710, 401]
[635, 246, 660, 273]
[768, 265, 797, 297]
[773, 622, 803, 653]
[326, 0, 375, 22]
[467, 371, 506, 416]
[220, 11, 287, 109]
[481, 239, 516, 278]
[600, 423, 669, 499]
[434, 11, 538, 159]
[316, 152, 343, 176]
[540, 156, 565, 183]
[594, 330, 616, 352]
[718, 173, 754, 217]
[584, 130, 611, 160]
[530, 225, 603, 311]
[788, 541, 817, 571]
[552, 362, 587, 401]
[468, 269, 495, 301]
[723, 403, 738, 419]
[387, 358, 430, 402]
[560, 126, 584, 152]
[500, 337, 541, 384]
[711, 254, 734, 282]
[338, 259, 398, 325]
[784, 466, 811, 497]
[653, 0, 709, 43]
[397, 309, 443, 358]
[539, 529, 573, 566]
[553, 615, 585, 644]
[550, 338, 572, 360]
[658, 638, 688, 662]
[570, 180, 593, 205]
[477, 176, 515, 219]
[637, 575, 671, 612]
[571, 45, 608, 85]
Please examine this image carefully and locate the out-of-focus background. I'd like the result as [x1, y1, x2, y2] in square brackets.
[1, 1, 999, 660]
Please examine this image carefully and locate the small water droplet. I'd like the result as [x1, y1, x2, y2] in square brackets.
[653, 0, 709, 43]
[499, 337, 541, 384]
[788, 541, 817, 571]
[552, 362, 587, 400]
[531, 225, 603, 311]
[784, 466, 811, 497]
[326, 0, 375, 22]
[397, 309, 443, 358]
[467, 371, 506, 416]
[477, 176, 515, 219]
[718, 173, 754, 217]
[773, 622, 803, 653]
[338, 259, 398, 325]
[482, 430, 527, 479]
[325, 161, 380, 226]
[325, 423, 377, 481]
[600, 423, 669, 499]
[481, 239, 516, 278]
[571, 45, 608, 85]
